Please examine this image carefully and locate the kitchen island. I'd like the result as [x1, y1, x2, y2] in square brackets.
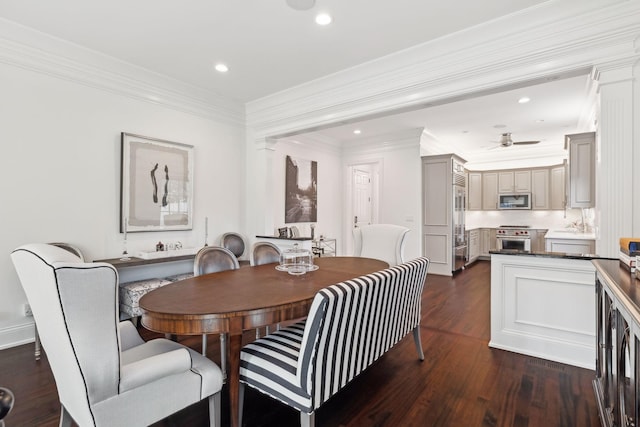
[490, 250, 611, 369]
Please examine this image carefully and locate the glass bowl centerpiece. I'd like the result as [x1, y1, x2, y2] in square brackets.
[276, 243, 318, 275]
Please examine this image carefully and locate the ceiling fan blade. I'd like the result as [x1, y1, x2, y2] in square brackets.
[512, 140, 540, 145]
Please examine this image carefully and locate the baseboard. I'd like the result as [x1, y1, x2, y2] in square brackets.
[0, 319, 35, 350]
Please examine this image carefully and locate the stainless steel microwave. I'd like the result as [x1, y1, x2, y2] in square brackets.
[498, 193, 531, 210]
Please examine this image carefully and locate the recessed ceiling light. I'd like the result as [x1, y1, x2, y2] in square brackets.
[214, 63, 229, 73]
[315, 13, 332, 25]
[518, 97, 531, 104]
[536, 119, 545, 123]
[493, 124, 507, 129]
[353, 129, 361, 135]
[461, 130, 469, 134]
[286, 0, 315, 11]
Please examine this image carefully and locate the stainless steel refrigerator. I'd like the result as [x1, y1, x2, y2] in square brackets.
[452, 165, 467, 271]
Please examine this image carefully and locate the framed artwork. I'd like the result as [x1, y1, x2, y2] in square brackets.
[285, 155, 317, 224]
[120, 132, 194, 232]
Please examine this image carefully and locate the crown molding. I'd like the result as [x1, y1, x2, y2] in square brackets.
[0, 18, 245, 125]
[247, 0, 640, 139]
[342, 128, 422, 157]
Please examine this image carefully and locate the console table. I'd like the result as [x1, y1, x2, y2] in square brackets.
[94, 254, 196, 283]
[593, 259, 640, 427]
[254, 235, 313, 252]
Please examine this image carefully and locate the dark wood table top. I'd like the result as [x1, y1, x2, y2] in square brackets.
[139, 256, 388, 329]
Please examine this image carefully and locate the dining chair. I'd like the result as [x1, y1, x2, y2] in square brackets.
[250, 241, 282, 266]
[353, 223, 410, 266]
[11, 243, 223, 427]
[250, 241, 283, 337]
[220, 232, 247, 261]
[28, 242, 86, 362]
[194, 246, 240, 380]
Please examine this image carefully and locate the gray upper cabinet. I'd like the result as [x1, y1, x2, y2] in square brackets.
[549, 163, 566, 210]
[482, 172, 498, 210]
[565, 132, 595, 208]
[531, 169, 549, 210]
[467, 172, 482, 211]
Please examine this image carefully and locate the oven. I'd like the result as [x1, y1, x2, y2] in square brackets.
[496, 226, 531, 252]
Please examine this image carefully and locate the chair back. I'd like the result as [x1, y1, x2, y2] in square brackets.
[220, 232, 247, 259]
[298, 257, 429, 409]
[48, 242, 84, 261]
[353, 224, 410, 266]
[194, 246, 240, 276]
[250, 242, 282, 266]
[11, 243, 121, 426]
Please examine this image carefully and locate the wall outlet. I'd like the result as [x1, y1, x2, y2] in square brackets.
[23, 303, 33, 317]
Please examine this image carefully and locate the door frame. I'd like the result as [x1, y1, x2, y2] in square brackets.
[344, 159, 382, 257]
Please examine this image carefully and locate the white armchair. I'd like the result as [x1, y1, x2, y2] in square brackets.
[11, 243, 223, 427]
[353, 224, 410, 266]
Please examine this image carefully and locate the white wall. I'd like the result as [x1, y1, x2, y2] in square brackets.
[0, 62, 245, 348]
[342, 130, 422, 260]
[272, 140, 343, 248]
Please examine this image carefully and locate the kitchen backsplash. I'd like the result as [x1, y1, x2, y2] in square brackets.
[466, 209, 585, 230]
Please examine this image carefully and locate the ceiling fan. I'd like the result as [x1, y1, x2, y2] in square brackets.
[494, 132, 540, 147]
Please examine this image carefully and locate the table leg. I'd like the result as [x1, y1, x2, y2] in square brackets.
[228, 332, 242, 427]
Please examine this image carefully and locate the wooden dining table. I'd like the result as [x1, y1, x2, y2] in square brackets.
[139, 256, 389, 427]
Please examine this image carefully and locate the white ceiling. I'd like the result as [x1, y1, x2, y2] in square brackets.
[0, 0, 547, 102]
[0, 0, 594, 167]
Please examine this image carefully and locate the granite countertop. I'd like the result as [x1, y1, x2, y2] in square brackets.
[489, 249, 613, 261]
[544, 230, 596, 240]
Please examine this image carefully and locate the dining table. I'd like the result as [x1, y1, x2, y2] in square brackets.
[139, 256, 389, 427]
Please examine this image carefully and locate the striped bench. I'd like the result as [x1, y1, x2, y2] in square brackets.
[238, 257, 430, 427]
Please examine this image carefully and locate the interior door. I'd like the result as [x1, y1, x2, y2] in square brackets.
[353, 168, 372, 228]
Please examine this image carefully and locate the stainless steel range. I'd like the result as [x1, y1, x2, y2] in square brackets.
[496, 225, 532, 251]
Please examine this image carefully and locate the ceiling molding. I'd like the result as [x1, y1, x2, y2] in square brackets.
[0, 18, 245, 125]
[341, 128, 422, 157]
[246, 1, 640, 139]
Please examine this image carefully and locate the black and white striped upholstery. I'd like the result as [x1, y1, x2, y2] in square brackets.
[239, 257, 430, 426]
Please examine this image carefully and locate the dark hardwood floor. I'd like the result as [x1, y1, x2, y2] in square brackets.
[0, 260, 600, 426]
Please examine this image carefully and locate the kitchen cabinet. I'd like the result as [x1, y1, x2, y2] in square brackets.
[491, 253, 595, 369]
[498, 170, 531, 193]
[422, 154, 467, 276]
[546, 237, 595, 254]
[480, 228, 493, 258]
[467, 172, 482, 211]
[469, 165, 563, 211]
[550, 163, 566, 210]
[531, 169, 549, 210]
[466, 229, 480, 265]
[530, 229, 548, 252]
[482, 172, 498, 210]
[566, 132, 595, 208]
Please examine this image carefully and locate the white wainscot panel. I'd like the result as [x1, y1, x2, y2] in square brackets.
[490, 254, 595, 369]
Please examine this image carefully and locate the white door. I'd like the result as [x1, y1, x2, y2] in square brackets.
[353, 168, 372, 228]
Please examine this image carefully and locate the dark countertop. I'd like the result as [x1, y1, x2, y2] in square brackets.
[490, 249, 615, 261]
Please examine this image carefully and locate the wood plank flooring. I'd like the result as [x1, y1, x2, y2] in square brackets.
[0, 260, 600, 426]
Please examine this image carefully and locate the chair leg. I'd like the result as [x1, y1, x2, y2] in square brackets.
[413, 326, 425, 361]
[238, 382, 245, 427]
[59, 405, 73, 427]
[34, 325, 41, 361]
[208, 392, 221, 427]
[301, 411, 315, 427]
[202, 334, 208, 356]
[220, 333, 227, 382]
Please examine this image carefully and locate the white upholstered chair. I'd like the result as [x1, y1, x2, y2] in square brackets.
[353, 224, 410, 266]
[29, 242, 85, 361]
[194, 246, 240, 379]
[11, 243, 223, 427]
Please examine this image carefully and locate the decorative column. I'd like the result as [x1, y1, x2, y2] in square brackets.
[248, 137, 278, 236]
[594, 60, 636, 257]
